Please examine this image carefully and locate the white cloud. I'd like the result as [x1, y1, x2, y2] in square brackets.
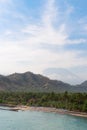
[21, 0, 87, 46]
[0, 0, 86, 80]
[0, 37, 87, 75]
[67, 39, 87, 44]
[21, 0, 69, 46]
[42, 0, 57, 26]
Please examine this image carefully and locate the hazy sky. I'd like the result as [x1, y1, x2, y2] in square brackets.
[0, 0, 87, 84]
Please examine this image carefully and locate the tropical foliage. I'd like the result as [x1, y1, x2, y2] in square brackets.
[0, 91, 87, 112]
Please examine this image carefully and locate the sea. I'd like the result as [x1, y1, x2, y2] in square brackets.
[0, 107, 87, 130]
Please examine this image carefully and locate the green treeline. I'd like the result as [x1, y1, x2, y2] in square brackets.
[0, 91, 87, 112]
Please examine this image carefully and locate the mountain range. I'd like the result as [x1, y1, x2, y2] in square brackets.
[0, 71, 86, 92]
[43, 68, 82, 85]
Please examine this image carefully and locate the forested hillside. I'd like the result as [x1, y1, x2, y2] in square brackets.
[0, 92, 87, 112]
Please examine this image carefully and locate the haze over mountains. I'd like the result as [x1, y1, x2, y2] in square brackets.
[43, 68, 83, 85]
[0, 71, 86, 92]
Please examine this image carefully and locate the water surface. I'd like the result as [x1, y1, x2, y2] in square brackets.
[0, 108, 87, 130]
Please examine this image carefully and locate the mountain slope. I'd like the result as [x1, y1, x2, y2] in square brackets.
[0, 71, 86, 92]
[43, 68, 82, 85]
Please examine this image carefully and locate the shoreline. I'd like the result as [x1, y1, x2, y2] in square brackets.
[11, 105, 87, 118]
[0, 104, 87, 118]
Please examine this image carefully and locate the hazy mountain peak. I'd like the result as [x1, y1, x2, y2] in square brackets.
[43, 68, 82, 85]
[80, 81, 87, 86]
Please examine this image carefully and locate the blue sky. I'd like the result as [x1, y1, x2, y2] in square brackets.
[0, 0, 87, 84]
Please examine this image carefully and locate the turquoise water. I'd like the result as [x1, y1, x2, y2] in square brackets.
[0, 109, 87, 130]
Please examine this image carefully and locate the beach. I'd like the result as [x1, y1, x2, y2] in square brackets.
[11, 105, 87, 118]
[1, 104, 87, 118]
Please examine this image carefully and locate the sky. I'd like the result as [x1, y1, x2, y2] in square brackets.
[0, 0, 87, 84]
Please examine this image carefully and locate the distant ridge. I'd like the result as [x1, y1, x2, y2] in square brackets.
[0, 71, 86, 92]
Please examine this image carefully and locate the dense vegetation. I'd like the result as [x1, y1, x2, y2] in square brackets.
[0, 91, 87, 112]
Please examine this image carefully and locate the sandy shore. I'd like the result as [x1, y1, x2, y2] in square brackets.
[11, 105, 87, 118]
[0, 104, 87, 117]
